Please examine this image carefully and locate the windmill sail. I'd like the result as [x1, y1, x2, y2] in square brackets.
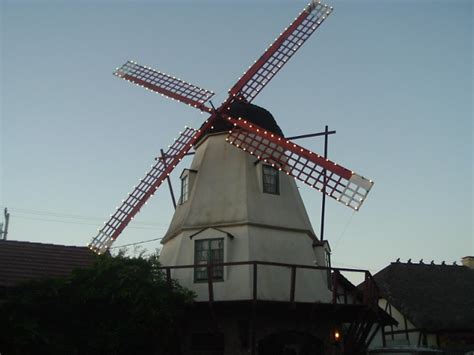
[115, 61, 214, 112]
[228, 1, 333, 102]
[226, 118, 373, 211]
[89, 127, 197, 254]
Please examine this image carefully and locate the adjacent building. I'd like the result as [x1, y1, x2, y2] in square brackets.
[368, 257, 474, 355]
[0, 239, 95, 296]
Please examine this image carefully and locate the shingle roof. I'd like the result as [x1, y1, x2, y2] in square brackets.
[0, 240, 96, 287]
[372, 262, 474, 332]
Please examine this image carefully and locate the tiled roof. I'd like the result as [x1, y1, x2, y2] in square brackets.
[372, 262, 474, 332]
[0, 239, 96, 287]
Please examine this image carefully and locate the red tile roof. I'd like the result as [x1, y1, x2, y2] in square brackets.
[0, 240, 96, 287]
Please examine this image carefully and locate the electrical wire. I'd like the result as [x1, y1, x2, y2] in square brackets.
[331, 261, 377, 274]
[11, 215, 167, 230]
[332, 211, 355, 252]
[1, 206, 169, 228]
[111, 237, 164, 249]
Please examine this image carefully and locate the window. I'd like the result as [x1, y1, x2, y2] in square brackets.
[194, 239, 224, 282]
[262, 165, 279, 194]
[180, 175, 189, 204]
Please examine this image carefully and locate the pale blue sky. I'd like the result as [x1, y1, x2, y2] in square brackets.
[1, 0, 472, 278]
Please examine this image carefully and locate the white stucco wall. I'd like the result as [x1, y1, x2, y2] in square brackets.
[159, 133, 332, 303]
[162, 133, 316, 242]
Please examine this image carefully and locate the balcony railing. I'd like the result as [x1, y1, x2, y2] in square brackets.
[160, 261, 379, 308]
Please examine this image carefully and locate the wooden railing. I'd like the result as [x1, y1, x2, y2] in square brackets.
[159, 261, 379, 308]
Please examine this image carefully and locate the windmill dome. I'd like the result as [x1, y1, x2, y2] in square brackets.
[198, 101, 284, 138]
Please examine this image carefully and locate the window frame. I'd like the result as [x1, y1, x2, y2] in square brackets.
[262, 164, 280, 195]
[194, 238, 224, 283]
[180, 174, 189, 204]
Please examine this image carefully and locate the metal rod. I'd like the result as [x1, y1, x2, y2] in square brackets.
[287, 130, 336, 140]
[157, 151, 195, 160]
[320, 125, 329, 242]
[156, 130, 337, 161]
[160, 149, 177, 209]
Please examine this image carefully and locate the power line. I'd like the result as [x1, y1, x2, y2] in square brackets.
[111, 237, 164, 249]
[332, 211, 355, 252]
[1, 206, 168, 227]
[12, 215, 167, 230]
[331, 261, 377, 274]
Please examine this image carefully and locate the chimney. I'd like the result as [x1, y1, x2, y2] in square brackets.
[461, 256, 474, 269]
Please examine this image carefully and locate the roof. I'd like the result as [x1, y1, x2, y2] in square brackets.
[372, 262, 474, 332]
[0, 239, 96, 287]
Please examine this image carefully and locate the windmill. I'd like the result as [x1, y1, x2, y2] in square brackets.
[88, 0, 373, 255]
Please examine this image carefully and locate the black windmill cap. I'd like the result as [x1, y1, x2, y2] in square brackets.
[199, 101, 285, 138]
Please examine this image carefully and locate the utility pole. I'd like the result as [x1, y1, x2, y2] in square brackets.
[1, 208, 10, 240]
[320, 125, 330, 242]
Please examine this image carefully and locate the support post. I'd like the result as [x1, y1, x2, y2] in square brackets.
[404, 316, 409, 341]
[251, 262, 258, 355]
[160, 149, 177, 209]
[1, 208, 10, 240]
[166, 267, 172, 289]
[332, 270, 339, 304]
[363, 272, 369, 305]
[320, 125, 329, 241]
[290, 266, 296, 305]
[207, 264, 214, 304]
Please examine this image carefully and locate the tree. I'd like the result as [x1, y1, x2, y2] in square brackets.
[0, 252, 194, 355]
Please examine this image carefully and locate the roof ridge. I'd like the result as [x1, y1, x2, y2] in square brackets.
[0, 239, 88, 249]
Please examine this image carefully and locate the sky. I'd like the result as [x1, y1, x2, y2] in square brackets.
[1, 0, 472, 281]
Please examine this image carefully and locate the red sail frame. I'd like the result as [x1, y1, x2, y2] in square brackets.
[93, 1, 336, 252]
[89, 127, 198, 254]
[225, 118, 374, 211]
[228, 1, 333, 102]
[115, 61, 214, 113]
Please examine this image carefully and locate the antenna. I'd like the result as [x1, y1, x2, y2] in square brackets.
[1, 208, 10, 240]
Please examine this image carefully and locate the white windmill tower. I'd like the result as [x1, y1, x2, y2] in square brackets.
[89, 2, 387, 354]
[158, 102, 336, 303]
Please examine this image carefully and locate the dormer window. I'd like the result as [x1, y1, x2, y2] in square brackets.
[180, 175, 189, 204]
[262, 165, 279, 194]
[179, 169, 197, 204]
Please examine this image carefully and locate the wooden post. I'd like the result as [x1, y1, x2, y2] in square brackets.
[363, 272, 369, 305]
[2, 208, 9, 240]
[251, 262, 258, 355]
[290, 266, 296, 305]
[166, 267, 172, 289]
[207, 264, 214, 304]
[332, 270, 339, 304]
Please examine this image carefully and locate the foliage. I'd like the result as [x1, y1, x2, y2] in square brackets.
[0, 252, 194, 355]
